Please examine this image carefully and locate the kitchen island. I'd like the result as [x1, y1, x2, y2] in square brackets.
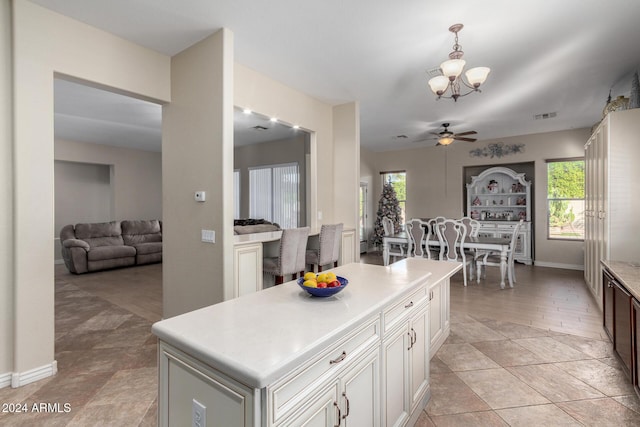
[152, 259, 461, 426]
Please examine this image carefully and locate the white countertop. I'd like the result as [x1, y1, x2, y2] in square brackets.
[233, 227, 355, 245]
[152, 259, 461, 388]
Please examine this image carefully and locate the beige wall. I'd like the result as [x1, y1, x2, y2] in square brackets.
[9, 0, 170, 383]
[55, 139, 162, 222]
[0, 0, 13, 382]
[366, 128, 590, 268]
[234, 135, 308, 223]
[163, 29, 234, 317]
[234, 64, 360, 242]
[332, 102, 360, 261]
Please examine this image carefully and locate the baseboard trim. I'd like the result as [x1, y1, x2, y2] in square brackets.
[11, 361, 57, 388]
[534, 261, 584, 271]
[0, 371, 11, 388]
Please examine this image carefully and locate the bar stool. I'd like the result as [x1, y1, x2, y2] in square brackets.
[306, 223, 343, 272]
[263, 227, 310, 285]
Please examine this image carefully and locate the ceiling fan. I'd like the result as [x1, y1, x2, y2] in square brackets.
[419, 123, 478, 146]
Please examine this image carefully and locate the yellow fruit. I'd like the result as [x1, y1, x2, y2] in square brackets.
[304, 272, 317, 281]
[317, 273, 328, 283]
[325, 272, 337, 282]
[303, 280, 317, 288]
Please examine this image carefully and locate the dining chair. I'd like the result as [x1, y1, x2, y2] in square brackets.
[459, 216, 480, 237]
[407, 218, 439, 259]
[263, 227, 310, 285]
[475, 219, 524, 286]
[405, 219, 426, 257]
[382, 216, 406, 263]
[436, 219, 472, 286]
[305, 223, 343, 272]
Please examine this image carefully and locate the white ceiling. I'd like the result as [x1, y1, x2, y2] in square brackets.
[41, 0, 640, 152]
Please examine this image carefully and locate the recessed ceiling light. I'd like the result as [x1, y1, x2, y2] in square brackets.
[270, 117, 278, 122]
[293, 125, 300, 129]
[243, 108, 252, 114]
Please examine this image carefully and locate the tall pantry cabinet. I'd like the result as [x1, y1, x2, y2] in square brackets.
[584, 109, 640, 309]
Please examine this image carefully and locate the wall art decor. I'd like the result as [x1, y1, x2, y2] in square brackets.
[469, 142, 525, 158]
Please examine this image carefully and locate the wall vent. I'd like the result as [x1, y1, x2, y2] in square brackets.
[393, 135, 408, 139]
[425, 67, 443, 78]
[534, 112, 557, 120]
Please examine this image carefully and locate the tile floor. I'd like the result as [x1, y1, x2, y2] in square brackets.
[415, 314, 640, 426]
[1, 258, 639, 426]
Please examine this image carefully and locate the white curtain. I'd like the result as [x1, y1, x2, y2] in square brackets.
[249, 163, 299, 228]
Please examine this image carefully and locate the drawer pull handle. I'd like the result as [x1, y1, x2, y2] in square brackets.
[404, 301, 414, 309]
[342, 392, 350, 419]
[334, 401, 341, 427]
[330, 351, 347, 365]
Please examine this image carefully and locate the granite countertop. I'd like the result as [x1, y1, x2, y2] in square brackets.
[152, 259, 461, 388]
[601, 260, 640, 300]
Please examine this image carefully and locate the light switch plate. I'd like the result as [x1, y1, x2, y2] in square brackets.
[192, 399, 206, 427]
[201, 229, 215, 243]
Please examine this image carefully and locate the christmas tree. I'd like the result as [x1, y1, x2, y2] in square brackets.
[371, 182, 403, 247]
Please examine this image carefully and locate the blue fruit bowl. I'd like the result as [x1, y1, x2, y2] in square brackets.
[297, 276, 348, 297]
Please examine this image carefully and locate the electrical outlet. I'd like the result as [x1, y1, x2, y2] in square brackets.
[192, 399, 206, 427]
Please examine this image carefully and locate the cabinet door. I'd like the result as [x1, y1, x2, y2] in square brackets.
[382, 325, 409, 427]
[409, 304, 429, 411]
[633, 299, 640, 396]
[429, 284, 442, 349]
[340, 349, 380, 427]
[281, 383, 339, 427]
[603, 269, 615, 341]
[613, 281, 633, 379]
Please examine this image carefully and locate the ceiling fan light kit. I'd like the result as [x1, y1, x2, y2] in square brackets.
[433, 123, 477, 146]
[428, 23, 490, 101]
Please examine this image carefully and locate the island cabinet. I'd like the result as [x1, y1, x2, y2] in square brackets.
[153, 260, 462, 427]
[601, 260, 640, 399]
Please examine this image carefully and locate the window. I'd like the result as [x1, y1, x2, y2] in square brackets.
[233, 170, 240, 219]
[381, 171, 407, 225]
[547, 159, 585, 240]
[249, 163, 299, 228]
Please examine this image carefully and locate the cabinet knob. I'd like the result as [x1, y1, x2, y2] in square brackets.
[404, 301, 414, 309]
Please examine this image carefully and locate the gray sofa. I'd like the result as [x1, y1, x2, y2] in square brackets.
[60, 219, 162, 274]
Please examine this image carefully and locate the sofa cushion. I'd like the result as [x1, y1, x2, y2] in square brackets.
[133, 242, 163, 255]
[87, 245, 136, 261]
[75, 221, 125, 247]
[234, 224, 281, 235]
[122, 220, 162, 245]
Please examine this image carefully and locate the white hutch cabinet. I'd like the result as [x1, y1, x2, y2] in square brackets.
[584, 109, 640, 308]
[466, 166, 533, 265]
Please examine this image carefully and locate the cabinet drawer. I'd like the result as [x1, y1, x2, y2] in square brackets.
[268, 316, 380, 424]
[383, 285, 428, 334]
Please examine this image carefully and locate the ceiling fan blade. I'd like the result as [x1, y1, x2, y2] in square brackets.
[454, 130, 477, 136]
[454, 136, 477, 142]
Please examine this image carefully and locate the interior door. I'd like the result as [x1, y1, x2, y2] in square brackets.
[359, 182, 368, 253]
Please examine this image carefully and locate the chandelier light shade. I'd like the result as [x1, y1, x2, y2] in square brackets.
[428, 24, 490, 101]
[438, 136, 455, 145]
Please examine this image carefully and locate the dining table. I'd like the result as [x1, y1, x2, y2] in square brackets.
[382, 232, 513, 289]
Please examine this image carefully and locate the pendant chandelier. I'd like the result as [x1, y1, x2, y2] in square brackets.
[428, 24, 490, 102]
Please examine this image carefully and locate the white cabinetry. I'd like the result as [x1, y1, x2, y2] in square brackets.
[233, 242, 263, 297]
[382, 289, 430, 427]
[154, 261, 461, 427]
[584, 109, 640, 308]
[466, 167, 532, 264]
[428, 278, 450, 358]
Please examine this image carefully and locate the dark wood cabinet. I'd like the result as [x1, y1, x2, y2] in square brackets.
[613, 280, 633, 379]
[603, 269, 615, 341]
[633, 299, 640, 395]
